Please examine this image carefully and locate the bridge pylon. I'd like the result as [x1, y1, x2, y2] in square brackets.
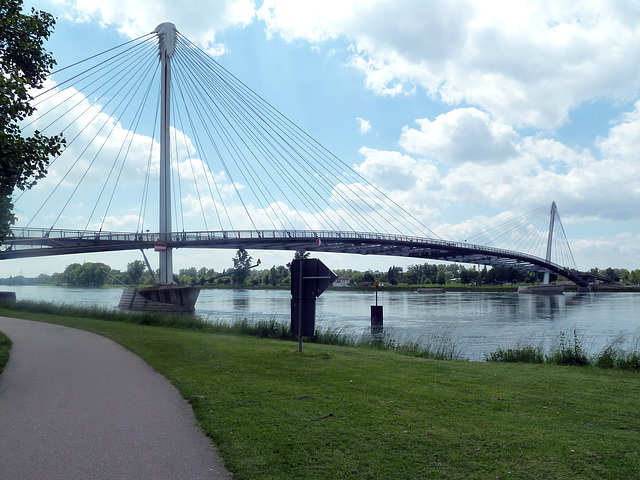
[116, 23, 201, 312]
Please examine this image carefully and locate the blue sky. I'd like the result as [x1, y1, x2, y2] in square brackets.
[6, 0, 640, 277]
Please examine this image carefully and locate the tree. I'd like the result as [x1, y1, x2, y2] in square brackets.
[231, 248, 252, 286]
[1, 0, 65, 243]
[362, 271, 375, 283]
[62, 262, 108, 287]
[387, 265, 403, 285]
[403, 269, 419, 285]
[460, 268, 472, 284]
[287, 250, 310, 270]
[126, 260, 146, 286]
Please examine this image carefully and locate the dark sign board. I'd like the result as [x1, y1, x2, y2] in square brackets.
[290, 258, 338, 298]
[290, 258, 337, 347]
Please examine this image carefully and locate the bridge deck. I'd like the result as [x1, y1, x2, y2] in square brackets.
[1, 228, 590, 287]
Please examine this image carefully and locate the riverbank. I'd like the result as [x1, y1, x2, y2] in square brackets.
[1, 308, 638, 479]
[4, 282, 639, 293]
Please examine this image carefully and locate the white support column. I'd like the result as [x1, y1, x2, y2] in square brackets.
[543, 201, 557, 285]
[155, 23, 177, 284]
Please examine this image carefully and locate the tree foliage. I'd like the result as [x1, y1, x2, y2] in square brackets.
[62, 262, 108, 287]
[287, 250, 309, 270]
[232, 248, 253, 286]
[4, 258, 639, 289]
[0, 0, 65, 242]
[126, 260, 147, 286]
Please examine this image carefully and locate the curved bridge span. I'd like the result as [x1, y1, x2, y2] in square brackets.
[1, 228, 590, 287]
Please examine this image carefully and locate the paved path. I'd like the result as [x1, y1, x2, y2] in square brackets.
[0, 317, 232, 479]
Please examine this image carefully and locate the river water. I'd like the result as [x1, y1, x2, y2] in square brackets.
[4, 285, 639, 360]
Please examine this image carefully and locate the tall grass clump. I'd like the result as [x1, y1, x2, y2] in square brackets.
[314, 326, 358, 347]
[614, 352, 640, 371]
[487, 329, 640, 371]
[208, 317, 295, 340]
[357, 326, 460, 360]
[594, 333, 640, 371]
[547, 329, 590, 366]
[485, 345, 545, 363]
[487, 329, 590, 366]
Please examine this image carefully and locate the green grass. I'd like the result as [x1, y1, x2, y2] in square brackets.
[1, 308, 639, 479]
[0, 331, 11, 375]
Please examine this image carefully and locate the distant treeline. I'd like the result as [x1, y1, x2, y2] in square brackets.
[0, 250, 637, 288]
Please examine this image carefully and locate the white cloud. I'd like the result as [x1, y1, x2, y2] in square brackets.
[349, 98, 640, 227]
[90, 214, 143, 232]
[56, 0, 256, 55]
[596, 100, 640, 160]
[256, 0, 640, 129]
[571, 233, 640, 270]
[354, 147, 439, 193]
[435, 130, 640, 222]
[257, 0, 360, 42]
[356, 117, 371, 134]
[50, 1, 640, 129]
[399, 108, 518, 165]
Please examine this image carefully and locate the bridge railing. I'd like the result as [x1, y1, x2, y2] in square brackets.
[7, 227, 156, 243]
[172, 229, 571, 273]
[6, 227, 572, 273]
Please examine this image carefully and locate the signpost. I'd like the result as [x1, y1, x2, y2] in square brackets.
[290, 258, 337, 352]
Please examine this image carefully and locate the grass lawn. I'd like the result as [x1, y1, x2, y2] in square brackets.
[1, 310, 639, 479]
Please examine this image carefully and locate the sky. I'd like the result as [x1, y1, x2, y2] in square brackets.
[5, 0, 640, 277]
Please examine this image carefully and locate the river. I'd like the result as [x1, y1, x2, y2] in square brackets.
[3, 285, 639, 361]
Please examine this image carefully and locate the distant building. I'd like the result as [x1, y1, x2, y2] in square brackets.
[333, 276, 352, 287]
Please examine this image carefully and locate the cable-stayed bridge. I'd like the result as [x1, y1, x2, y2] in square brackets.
[3, 23, 593, 290]
[1, 226, 590, 288]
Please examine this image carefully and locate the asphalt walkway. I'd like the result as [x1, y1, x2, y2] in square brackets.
[0, 316, 232, 479]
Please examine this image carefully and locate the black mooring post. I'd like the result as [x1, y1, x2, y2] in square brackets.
[371, 282, 383, 333]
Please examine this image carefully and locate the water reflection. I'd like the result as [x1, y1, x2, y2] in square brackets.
[233, 296, 249, 309]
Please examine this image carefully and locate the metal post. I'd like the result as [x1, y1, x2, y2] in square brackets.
[375, 282, 378, 306]
[298, 261, 304, 352]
